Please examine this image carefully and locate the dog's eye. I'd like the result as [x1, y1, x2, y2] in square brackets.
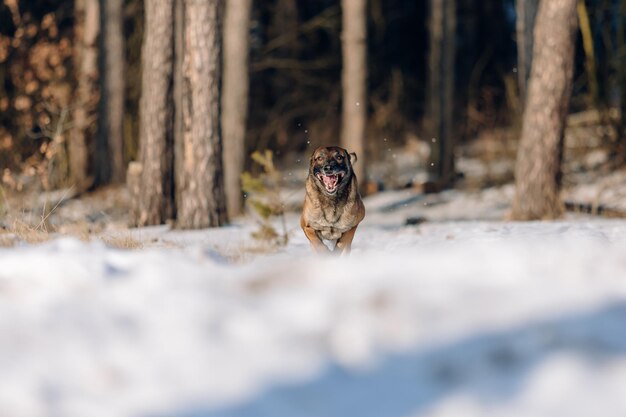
[316, 156, 324, 162]
[335, 155, 344, 161]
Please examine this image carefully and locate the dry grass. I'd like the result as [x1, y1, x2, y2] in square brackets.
[0, 233, 19, 247]
[0, 185, 92, 248]
[0, 183, 154, 251]
[0, 217, 52, 247]
[0, 221, 147, 251]
[100, 233, 144, 250]
[9, 219, 52, 244]
[0, 221, 148, 251]
[0, 189, 62, 247]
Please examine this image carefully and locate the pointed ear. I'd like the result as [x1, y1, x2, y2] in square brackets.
[348, 152, 357, 164]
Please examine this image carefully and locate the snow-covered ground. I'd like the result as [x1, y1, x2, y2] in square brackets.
[2, 187, 626, 417]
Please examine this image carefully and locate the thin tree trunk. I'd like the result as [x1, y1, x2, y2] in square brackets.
[340, 0, 367, 188]
[69, 0, 99, 191]
[177, 0, 226, 229]
[516, 0, 539, 103]
[222, 0, 251, 219]
[511, 0, 578, 220]
[618, 0, 626, 144]
[426, 0, 455, 186]
[132, 0, 175, 226]
[577, 0, 599, 107]
[95, 0, 125, 185]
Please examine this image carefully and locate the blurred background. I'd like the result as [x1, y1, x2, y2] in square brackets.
[0, 0, 624, 232]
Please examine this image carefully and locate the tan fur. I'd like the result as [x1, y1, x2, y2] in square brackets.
[301, 146, 365, 254]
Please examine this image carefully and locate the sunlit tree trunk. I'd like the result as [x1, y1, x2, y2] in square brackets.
[511, 0, 578, 220]
[70, 0, 99, 191]
[222, 0, 251, 219]
[95, 0, 125, 185]
[132, 0, 175, 226]
[340, 0, 367, 187]
[516, 0, 539, 103]
[174, 0, 185, 215]
[426, 0, 455, 186]
[177, 0, 227, 229]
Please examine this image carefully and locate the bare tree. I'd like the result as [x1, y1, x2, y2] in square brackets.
[132, 0, 175, 226]
[177, 0, 227, 229]
[511, 0, 578, 220]
[426, 0, 456, 187]
[617, 0, 626, 145]
[340, 0, 367, 187]
[222, 0, 252, 219]
[516, 0, 539, 103]
[70, 0, 99, 191]
[95, 0, 125, 185]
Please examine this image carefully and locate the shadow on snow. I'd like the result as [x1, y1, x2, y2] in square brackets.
[161, 302, 626, 417]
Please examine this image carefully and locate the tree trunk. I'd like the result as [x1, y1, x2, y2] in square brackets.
[69, 0, 99, 191]
[426, 0, 455, 186]
[221, 0, 251, 219]
[618, 0, 626, 145]
[173, 0, 184, 218]
[95, 0, 125, 185]
[132, 0, 175, 226]
[340, 0, 367, 188]
[516, 0, 539, 103]
[577, 0, 599, 107]
[177, 0, 226, 229]
[511, 0, 578, 220]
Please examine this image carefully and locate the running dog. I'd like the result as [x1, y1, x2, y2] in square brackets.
[300, 146, 365, 254]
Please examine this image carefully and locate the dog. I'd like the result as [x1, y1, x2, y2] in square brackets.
[300, 146, 365, 254]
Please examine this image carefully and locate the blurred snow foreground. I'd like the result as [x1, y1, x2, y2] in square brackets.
[2, 219, 626, 417]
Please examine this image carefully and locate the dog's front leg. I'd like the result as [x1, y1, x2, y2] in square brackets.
[302, 225, 330, 254]
[334, 225, 358, 255]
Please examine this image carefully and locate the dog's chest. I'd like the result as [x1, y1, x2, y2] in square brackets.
[311, 206, 354, 241]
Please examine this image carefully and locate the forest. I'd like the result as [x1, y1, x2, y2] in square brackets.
[0, 0, 624, 232]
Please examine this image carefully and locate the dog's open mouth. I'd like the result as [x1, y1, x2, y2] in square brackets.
[317, 172, 345, 193]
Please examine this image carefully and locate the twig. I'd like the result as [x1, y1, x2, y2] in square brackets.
[36, 186, 75, 231]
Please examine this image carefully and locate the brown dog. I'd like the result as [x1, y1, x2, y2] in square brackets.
[300, 146, 365, 254]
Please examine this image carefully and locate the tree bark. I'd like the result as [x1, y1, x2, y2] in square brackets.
[511, 0, 578, 220]
[132, 0, 175, 226]
[177, 0, 227, 229]
[426, 0, 455, 186]
[221, 0, 251, 219]
[70, 0, 99, 191]
[95, 0, 125, 185]
[340, 0, 367, 188]
[174, 0, 184, 218]
[618, 0, 626, 143]
[516, 0, 539, 103]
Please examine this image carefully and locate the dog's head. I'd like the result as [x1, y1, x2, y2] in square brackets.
[309, 146, 357, 196]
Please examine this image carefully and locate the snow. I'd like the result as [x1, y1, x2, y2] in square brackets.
[2, 189, 626, 417]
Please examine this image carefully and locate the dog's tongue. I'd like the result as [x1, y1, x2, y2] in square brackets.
[322, 174, 337, 189]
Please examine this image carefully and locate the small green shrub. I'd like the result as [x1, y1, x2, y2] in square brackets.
[241, 150, 288, 246]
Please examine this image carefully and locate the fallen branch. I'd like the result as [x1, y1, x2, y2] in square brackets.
[564, 200, 626, 218]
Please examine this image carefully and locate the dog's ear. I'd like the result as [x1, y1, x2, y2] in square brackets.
[348, 152, 357, 164]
